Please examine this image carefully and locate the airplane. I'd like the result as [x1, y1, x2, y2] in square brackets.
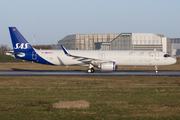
[6, 27, 176, 73]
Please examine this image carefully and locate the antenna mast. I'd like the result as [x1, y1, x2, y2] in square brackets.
[33, 35, 35, 47]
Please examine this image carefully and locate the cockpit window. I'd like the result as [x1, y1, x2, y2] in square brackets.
[164, 54, 171, 57]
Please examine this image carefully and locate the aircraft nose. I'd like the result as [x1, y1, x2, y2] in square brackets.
[172, 58, 177, 64]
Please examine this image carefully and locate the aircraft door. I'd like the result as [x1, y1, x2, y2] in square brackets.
[155, 52, 159, 61]
[32, 51, 37, 60]
[98, 53, 105, 59]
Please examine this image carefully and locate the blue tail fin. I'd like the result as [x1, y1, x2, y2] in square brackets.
[9, 27, 33, 52]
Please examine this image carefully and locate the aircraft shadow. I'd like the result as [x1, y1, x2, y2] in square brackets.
[11, 68, 85, 72]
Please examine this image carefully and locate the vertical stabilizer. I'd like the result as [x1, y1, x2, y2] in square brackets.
[9, 27, 33, 51]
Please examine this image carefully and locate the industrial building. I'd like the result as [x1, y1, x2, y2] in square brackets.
[171, 38, 180, 56]
[95, 33, 171, 54]
[56, 34, 119, 50]
[56, 33, 172, 55]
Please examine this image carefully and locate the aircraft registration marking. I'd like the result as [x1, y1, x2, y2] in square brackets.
[47, 57, 54, 60]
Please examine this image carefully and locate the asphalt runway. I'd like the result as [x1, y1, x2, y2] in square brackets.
[0, 70, 180, 76]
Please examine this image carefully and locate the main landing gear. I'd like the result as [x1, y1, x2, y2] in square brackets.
[87, 64, 95, 73]
[87, 68, 95, 73]
[155, 66, 158, 73]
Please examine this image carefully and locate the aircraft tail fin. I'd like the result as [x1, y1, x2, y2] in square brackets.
[9, 27, 33, 51]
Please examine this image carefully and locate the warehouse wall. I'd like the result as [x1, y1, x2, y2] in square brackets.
[132, 33, 163, 51]
[57, 34, 119, 50]
[56, 35, 76, 50]
[75, 34, 119, 50]
[110, 34, 132, 50]
[56, 33, 172, 55]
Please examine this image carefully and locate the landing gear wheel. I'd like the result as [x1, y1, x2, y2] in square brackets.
[87, 68, 95, 73]
[91, 68, 95, 73]
[87, 69, 91, 73]
[155, 66, 158, 74]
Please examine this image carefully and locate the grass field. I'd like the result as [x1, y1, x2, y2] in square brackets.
[0, 59, 180, 119]
[0, 76, 180, 119]
[0, 56, 22, 62]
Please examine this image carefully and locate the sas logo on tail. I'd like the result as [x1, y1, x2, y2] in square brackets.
[14, 43, 29, 49]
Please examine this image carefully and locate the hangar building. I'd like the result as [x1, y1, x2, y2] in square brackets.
[56, 34, 119, 50]
[171, 38, 180, 56]
[95, 33, 171, 54]
[56, 33, 172, 55]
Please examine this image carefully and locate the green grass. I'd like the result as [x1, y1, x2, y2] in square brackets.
[0, 56, 22, 62]
[0, 76, 180, 119]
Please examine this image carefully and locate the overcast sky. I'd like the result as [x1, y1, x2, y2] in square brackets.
[1, 0, 180, 48]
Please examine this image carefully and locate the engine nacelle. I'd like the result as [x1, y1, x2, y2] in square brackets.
[99, 62, 117, 71]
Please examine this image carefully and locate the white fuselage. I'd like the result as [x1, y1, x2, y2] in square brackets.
[34, 49, 176, 66]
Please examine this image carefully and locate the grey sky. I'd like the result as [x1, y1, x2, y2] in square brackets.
[1, 0, 180, 48]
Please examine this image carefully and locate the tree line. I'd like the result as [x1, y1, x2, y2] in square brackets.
[0, 44, 52, 56]
[0, 45, 11, 56]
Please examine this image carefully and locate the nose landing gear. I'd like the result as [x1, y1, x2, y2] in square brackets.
[155, 66, 158, 73]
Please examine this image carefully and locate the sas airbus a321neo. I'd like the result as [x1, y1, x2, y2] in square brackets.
[6, 27, 176, 73]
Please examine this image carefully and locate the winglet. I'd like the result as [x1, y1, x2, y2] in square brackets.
[61, 45, 69, 55]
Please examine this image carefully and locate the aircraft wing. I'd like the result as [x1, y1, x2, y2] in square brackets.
[61, 45, 108, 64]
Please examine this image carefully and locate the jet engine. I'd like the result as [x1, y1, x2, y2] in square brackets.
[99, 62, 117, 71]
